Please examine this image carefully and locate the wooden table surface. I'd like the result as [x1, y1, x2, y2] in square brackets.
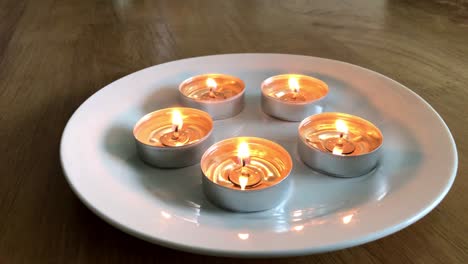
[1, 0, 467, 263]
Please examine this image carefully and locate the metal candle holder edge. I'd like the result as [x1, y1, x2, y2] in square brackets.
[133, 107, 214, 168]
[179, 74, 246, 120]
[200, 137, 293, 212]
[297, 112, 383, 177]
[261, 74, 329, 122]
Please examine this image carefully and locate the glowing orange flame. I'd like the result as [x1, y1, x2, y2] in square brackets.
[288, 77, 300, 93]
[172, 110, 183, 132]
[335, 119, 348, 134]
[206, 78, 217, 91]
[238, 142, 250, 166]
[333, 119, 348, 155]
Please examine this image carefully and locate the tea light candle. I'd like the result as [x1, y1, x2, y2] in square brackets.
[133, 107, 213, 168]
[201, 137, 292, 212]
[179, 74, 245, 120]
[297, 112, 383, 177]
[261, 74, 328, 121]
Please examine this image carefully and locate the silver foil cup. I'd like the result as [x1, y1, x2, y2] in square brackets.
[202, 175, 291, 212]
[136, 135, 214, 168]
[261, 74, 328, 121]
[179, 74, 245, 120]
[200, 137, 293, 212]
[133, 107, 214, 168]
[297, 112, 383, 177]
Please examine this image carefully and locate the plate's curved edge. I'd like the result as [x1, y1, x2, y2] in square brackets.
[59, 53, 459, 257]
[56, 156, 459, 258]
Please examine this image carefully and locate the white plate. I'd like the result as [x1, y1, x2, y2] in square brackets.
[60, 54, 457, 257]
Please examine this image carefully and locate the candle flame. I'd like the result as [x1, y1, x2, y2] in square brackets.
[237, 142, 250, 190]
[239, 175, 248, 191]
[333, 119, 348, 155]
[288, 77, 300, 93]
[206, 78, 217, 91]
[172, 110, 183, 131]
[238, 142, 250, 166]
[335, 119, 348, 134]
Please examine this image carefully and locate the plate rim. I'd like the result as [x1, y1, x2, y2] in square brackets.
[60, 53, 458, 257]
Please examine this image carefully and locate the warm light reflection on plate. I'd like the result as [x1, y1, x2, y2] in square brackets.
[238, 233, 250, 240]
[293, 225, 304, 231]
[292, 210, 303, 217]
[161, 211, 171, 219]
[342, 214, 354, 224]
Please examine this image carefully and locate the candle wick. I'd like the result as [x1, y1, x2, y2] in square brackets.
[292, 91, 297, 100]
[172, 125, 180, 140]
[240, 166, 249, 177]
[208, 87, 216, 98]
[239, 157, 251, 177]
[336, 132, 345, 146]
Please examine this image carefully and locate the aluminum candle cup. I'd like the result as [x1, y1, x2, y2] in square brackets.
[179, 74, 245, 120]
[133, 107, 213, 168]
[261, 74, 329, 121]
[201, 137, 293, 212]
[298, 112, 383, 177]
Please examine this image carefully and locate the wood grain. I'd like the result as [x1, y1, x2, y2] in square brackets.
[1, 0, 467, 263]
